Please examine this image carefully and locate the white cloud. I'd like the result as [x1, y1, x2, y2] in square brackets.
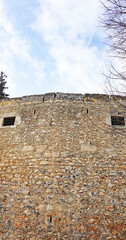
[0, 0, 108, 97]
[0, 0, 46, 97]
[34, 0, 100, 41]
[32, 0, 107, 93]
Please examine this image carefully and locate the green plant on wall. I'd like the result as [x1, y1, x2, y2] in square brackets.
[0, 71, 9, 99]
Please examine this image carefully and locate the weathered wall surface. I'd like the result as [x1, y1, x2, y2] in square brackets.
[0, 93, 126, 240]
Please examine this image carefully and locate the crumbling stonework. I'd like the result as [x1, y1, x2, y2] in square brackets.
[0, 92, 126, 239]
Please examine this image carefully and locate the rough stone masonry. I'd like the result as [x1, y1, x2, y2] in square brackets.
[0, 92, 126, 240]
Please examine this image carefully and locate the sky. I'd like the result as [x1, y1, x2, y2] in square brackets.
[0, 0, 108, 98]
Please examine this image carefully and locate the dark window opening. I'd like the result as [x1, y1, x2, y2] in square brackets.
[111, 116, 125, 126]
[3, 117, 15, 126]
[50, 216, 52, 223]
[87, 109, 88, 114]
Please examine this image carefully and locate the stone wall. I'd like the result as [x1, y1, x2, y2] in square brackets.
[0, 93, 126, 239]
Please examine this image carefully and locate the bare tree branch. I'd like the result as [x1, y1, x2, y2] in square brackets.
[100, 0, 126, 106]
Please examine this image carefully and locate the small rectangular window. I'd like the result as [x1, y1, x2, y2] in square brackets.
[3, 117, 15, 126]
[111, 116, 125, 126]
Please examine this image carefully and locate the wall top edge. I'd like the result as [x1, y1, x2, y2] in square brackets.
[0, 92, 126, 103]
